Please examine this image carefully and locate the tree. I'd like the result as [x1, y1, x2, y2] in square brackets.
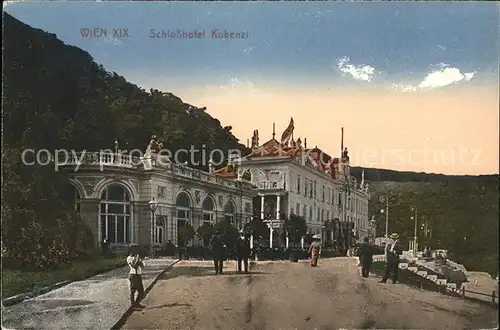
[284, 214, 308, 247]
[213, 219, 240, 249]
[197, 222, 215, 247]
[178, 222, 195, 247]
[244, 217, 269, 240]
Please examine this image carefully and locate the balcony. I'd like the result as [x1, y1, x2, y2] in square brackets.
[256, 180, 285, 190]
[58, 152, 239, 189]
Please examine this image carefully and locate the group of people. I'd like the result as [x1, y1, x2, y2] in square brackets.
[355, 233, 403, 283]
[209, 229, 251, 274]
[125, 232, 403, 309]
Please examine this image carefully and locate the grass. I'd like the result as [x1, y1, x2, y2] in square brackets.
[2, 256, 126, 298]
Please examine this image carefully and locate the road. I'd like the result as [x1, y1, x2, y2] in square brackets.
[121, 258, 498, 330]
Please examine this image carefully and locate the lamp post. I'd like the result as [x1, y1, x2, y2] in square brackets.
[410, 205, 418, 255]
[149, 199, 159, 258]
[379, 195, 389, 238]
[370, 216, 376, 244]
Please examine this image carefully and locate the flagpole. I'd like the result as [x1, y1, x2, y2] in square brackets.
[341, 127, 344, 157]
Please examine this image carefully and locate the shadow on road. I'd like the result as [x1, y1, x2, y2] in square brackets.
[146, 302, 192, 310]
[158, 266, 270, 281]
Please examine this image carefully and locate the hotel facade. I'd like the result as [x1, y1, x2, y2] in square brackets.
[60, 118, 370, 252]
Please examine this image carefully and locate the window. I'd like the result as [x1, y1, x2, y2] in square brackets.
[201, 197, 215, 225]
[309, 206, 313, 220]
[317, 208, 320, 221]
[322, 185, 325, 202]
[326, 210, 330, 220]
[155, 215, 167, 244]
[224, 202, 236, 226]
[74, 187, 81, 213]
[304, 178, 308, 197]
[297, 174, 301, 194]
[100, 184, 131, 244]
[314, 181, 317, 199]
[176, 192, 191, 229]
[321, 209, 324, 221]
[303, 205, 307, 219]
[296, 203, 300, 216]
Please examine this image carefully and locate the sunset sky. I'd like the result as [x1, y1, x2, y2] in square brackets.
[5, 1, 499, 175]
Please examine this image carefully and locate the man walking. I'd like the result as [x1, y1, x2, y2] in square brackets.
[210, 230, 226, 275]
[357, 237, 375, 278]
[235, 231, 251, 274]
[126, 244, 145, 308]
[380, 233, 402, 284]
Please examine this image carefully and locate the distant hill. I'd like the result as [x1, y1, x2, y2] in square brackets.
[351, 167, 498, 276]
[2, 12, 498, 274]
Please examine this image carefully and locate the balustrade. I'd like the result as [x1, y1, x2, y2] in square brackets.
[60, 152, 239, 188]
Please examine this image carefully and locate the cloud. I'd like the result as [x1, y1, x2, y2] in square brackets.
[336, 57, 376, 82]
[222, 77, 260, 94]
[391, 64, 476, 93]
[418, 65, 476, 89]
[391, 83, 417, 93]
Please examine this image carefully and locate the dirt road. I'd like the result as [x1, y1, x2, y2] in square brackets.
[121, 258, 498, 330]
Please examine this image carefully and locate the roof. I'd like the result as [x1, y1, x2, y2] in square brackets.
[245, 138, 302, 158]
[244, 138, 341, 179]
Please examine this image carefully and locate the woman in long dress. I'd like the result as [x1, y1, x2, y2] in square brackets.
[308, 235, 322, 267]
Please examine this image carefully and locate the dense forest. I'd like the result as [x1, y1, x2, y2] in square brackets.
[2, 13, 498, 274]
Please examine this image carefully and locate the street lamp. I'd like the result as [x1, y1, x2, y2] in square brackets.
[149, 199, 159, 258]
[370, 216, 376, 244]
[410, 205, 418, 255]
[379, 195, 389, 238]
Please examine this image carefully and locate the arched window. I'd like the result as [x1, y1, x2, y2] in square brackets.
[224, 201, 236, 226]
[100, 184, 131, 244]
[201, 197, 215, 225]
[176, 192, 191, 226]
[155, 216, 166, 245]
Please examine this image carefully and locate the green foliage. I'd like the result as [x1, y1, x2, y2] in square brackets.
[284, 213, 308, 245]
[368, 179, 499, 276]
[244, 217, 269, 239]
[2, 256, 125, 298]
[178, 223, 195, 247]
[197, 222, 215, 247]
[213, 219, 240, 248]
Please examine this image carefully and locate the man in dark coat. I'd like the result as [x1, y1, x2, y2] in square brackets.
[380, 233, 403, 284]
[357, 237, 375, 278]
[235, 231, 251, 273]
[210, 231, 226, 275]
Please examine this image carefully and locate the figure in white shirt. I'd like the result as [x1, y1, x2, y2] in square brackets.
[126, 244, 145, 308]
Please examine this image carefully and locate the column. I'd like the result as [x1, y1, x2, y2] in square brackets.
[260, 195, 265, 219]
[269, 225, 273, 248]
[286, 236, 289, 249]
[250, 234, 254, 250]
[276, 195, 281, 219]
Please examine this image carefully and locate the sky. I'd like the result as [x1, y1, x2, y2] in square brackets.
[4, 1, 499, 175]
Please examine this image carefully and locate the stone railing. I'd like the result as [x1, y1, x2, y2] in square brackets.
[60, 152, 239, 189]
[256, 180, 285, 190]
[59, 152, 139, 168]
[171, 163, 239, 189]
